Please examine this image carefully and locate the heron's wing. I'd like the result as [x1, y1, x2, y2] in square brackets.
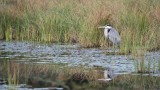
[108, 28, 121, 45]
[109, 28, 120, 38]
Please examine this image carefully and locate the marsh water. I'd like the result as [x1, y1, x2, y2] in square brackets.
[0, 40, 160, 89]
[0, 40, 160, 73]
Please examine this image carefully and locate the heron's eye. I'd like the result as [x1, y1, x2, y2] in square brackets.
[107, 24, 111, 26]
[108, 29, 111, 33]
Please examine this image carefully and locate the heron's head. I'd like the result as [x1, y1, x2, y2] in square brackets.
[98, 24, 112, 29]
[98, 24, 112, 32]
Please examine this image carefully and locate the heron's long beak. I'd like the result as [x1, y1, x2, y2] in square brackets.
[98, 26, 105, 29]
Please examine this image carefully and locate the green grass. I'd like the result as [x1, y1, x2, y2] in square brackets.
[0, 0, 160, 53]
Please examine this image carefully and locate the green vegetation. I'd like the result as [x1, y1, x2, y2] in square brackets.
[0, 0, 160, 53]
[0, 0, 160, 89]
[0, 61, 160, 90]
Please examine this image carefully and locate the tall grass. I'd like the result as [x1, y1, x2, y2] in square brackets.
[0, 0, 160, 51]
[120, 0, 160, 53]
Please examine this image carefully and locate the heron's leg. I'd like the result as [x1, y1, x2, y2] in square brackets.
[112, 43, 116, 53]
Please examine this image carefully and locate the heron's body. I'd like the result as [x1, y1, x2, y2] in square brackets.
[104, 26, 121, 46]
[99, 25, 121, 46]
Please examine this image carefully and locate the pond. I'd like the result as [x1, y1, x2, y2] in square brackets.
[0, 40, 160, 73]
[0, 40, 160, 89]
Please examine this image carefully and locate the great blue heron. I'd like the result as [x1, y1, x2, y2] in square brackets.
[98, 25, 121, 47]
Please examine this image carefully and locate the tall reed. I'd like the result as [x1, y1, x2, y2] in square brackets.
[0, 0, 160, 52]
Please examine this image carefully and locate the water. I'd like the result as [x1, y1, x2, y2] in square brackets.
[0, 40, 160, 89]
[0, 40, 160, 73]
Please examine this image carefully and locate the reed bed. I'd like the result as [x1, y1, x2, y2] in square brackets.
[0, 0, 160, 53]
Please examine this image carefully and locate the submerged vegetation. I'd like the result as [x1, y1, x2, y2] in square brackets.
[0, 0, 160, 53]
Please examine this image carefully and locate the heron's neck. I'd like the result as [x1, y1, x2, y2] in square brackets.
[104, 29, 109, 38]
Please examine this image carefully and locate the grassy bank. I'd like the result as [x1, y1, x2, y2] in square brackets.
[0, 0, 160, 53]
[0, 61, 160, 90]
